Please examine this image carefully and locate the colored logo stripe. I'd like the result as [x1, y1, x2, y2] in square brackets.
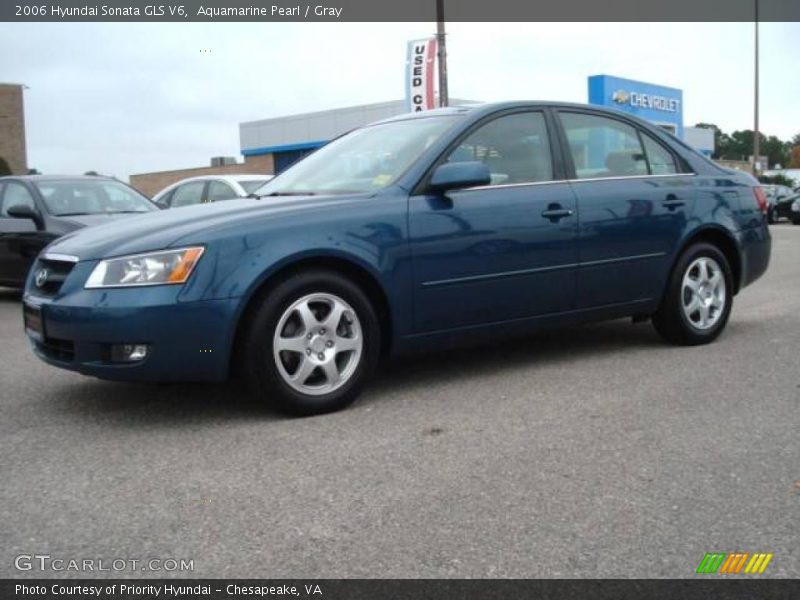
[696, 552, 773, 574]
[744, 553, 773, 574]
[696, 553, 726, 574]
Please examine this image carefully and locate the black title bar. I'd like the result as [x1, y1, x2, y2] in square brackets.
[2, 0, 800, 22]
[3, 579, 800, 600]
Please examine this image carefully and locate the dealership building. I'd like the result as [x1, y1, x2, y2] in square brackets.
[131, 76, 714, 194]
[236, 75, 712, 174]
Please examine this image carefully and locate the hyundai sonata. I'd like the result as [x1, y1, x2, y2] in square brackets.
[22, 102, 771, 414]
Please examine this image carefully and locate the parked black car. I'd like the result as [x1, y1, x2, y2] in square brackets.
[784, 194, 800, 224]
[764, 184, 794, 223]
[774, 191, 800, 223]
[0, 175, 157, 287]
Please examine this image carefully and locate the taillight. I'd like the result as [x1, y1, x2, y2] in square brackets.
[753, 187, 768, 214]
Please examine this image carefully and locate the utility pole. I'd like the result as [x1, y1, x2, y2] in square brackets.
[436, 0, 449, 107]
[753, 0, 760, 176]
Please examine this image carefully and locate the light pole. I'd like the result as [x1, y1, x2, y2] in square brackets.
[753, 0, 760, 176]
[436, 0, 449, 107]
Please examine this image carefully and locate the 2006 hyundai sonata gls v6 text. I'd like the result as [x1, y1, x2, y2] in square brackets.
[22, 102, 771, 415]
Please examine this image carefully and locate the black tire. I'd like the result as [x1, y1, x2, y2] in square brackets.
[242, 270, 381, 416]
[767, 208, 775, 224]
[652, 243, 734, 346]
[793, 217, 800, 226]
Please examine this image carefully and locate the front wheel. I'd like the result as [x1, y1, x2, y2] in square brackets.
[242, 270, 381, 415]
[652, 243, 733, 346]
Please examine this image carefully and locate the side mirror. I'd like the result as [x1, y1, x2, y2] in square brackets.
[7, 204, 41, 226]
[430, 161, 491, 193]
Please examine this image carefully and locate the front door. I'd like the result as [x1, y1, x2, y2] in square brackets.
[409, 110, 579, 332]
[0, 182, 50, 286]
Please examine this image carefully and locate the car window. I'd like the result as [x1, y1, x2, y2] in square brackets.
[1, 182, 36, 216]
[561, 112, 648, 179]
[170, 181, 206, 208]
[239, 180, 270, 194]
[207, 181, 237, 202]
[445, 112, 553, 185]
[35, 180, 153, 215]
[256, 115, 458, 196]
[641, 135, 678, 175]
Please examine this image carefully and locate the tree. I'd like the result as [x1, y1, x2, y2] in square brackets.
[789, 146, 800, 169]
[762, 135, 790, 169]
[715, 130, 788, 168]
[0, 156, 10, 176]
[759, 174, 795, 187]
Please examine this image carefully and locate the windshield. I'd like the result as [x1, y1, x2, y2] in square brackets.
[239, 180, 271, 194]
[36, 180, 156, 216]
[253, 116, 459, 196]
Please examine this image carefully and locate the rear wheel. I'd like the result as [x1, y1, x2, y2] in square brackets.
[652, 243, 733, 346]
[243, 270, 380, 415]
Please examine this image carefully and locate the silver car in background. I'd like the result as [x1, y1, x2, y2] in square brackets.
[152, 174, 273, 209]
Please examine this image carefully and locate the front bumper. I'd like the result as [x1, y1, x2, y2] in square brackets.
[23, 273, 239, 383]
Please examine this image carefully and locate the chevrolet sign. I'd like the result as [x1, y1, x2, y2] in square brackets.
[612, 89, 679, 113]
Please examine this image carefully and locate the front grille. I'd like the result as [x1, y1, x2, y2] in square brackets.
[35, 337, 75, 362]
[32, 258, 76, 296]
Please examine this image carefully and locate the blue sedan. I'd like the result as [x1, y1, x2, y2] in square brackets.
[22, 102, 771, 414]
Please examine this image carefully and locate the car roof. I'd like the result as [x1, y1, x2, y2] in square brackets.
[164, 174, 272, 184]
[0, 174, 118, 182]
[370, 100, 672, 127]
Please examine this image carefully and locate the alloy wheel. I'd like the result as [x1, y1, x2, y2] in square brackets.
[681, 256, 726, 330]
[272, 293, 363, 396]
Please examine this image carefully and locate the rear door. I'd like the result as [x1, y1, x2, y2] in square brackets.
[168, 181, 207, 208]
[555, 109, 695, 309]
[409, 109, 579, 331]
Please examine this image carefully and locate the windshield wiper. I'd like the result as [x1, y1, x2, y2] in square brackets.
[258, 191, 318, 198]
[55, 212, 92, 216]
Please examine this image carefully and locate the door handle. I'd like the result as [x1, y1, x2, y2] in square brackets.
[662, 194, 685, 210]
[541, 204, 573, 222]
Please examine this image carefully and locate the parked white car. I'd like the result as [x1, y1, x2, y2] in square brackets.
[152, 174, 273, 209]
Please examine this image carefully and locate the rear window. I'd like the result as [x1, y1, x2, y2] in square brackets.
[239, 180, 271, 194]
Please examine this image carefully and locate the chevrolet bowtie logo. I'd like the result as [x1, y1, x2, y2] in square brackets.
[611, 90, 630, 104]
[696, 552, 774, 574]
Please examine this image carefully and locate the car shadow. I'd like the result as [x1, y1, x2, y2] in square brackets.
[369, 319, 664, 398]
[50, 318, 665, 427]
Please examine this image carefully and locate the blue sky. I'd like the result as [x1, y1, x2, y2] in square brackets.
[1, 21, 797, 180]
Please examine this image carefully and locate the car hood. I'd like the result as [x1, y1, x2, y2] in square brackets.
[45, 195, 366, 260]
[53, 213, 149, 230]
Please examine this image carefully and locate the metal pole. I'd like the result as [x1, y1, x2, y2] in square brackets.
[436, 0, 449, 107]
[753, 0, 760, 176]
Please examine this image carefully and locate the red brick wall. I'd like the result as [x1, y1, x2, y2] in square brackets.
[129, 154, 275, 197]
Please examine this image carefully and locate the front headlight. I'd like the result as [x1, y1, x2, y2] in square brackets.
[792, 201, 800, 211]
[85, 247, 204, 289]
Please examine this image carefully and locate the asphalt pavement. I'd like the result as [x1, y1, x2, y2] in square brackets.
[1, 225, 798, 579]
